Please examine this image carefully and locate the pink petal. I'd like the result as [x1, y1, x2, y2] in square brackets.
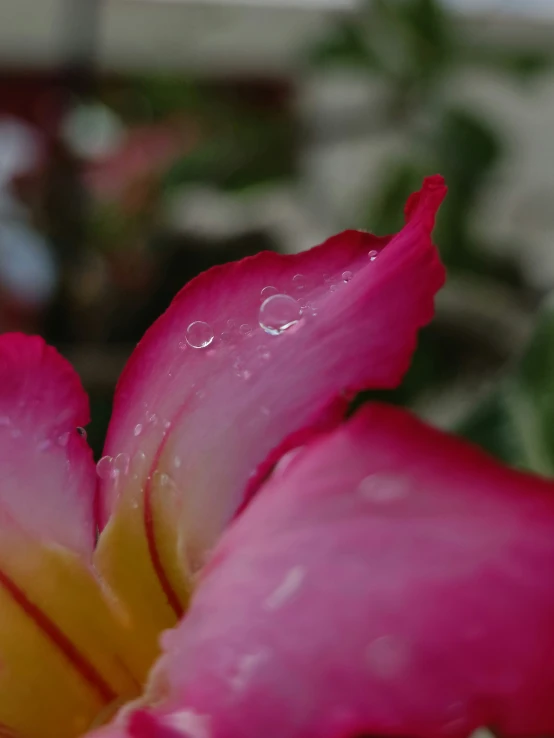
[0, 333, 95, 555]
[99, 176, 446, 573]
[135, 404, 554, 738]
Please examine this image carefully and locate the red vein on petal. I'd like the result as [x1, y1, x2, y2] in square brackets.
[0, 568, 116, 704]
[143, 441, 184, 619]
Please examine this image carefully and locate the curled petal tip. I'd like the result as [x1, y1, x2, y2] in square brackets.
[97, 178, 447, 620]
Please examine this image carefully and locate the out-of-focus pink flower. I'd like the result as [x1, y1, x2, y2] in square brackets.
[85, 121, 198, 207]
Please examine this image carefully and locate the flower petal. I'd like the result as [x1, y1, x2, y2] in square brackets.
[0, 333, 95, 555]
[136, 404, 554, 738]
[0, 335, 146, 738]
[0, 539, 141, 738]
[96, 176, 446, 621]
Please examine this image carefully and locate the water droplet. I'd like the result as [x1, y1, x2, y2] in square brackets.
[368, 249, 378, 261]
[154, 471, 177, 497]
[97, 456, 113, 480]
[342, 270, 353, 282]
[220, 331, 233, 343]
[264, 566, 306, 610]
[132, 451, 148, 478]
[240, 324, 253, 336]
[292, 274, 306, 291]
[273, 447, 302, 476]
[358, 473, 409, 504]
[58, 431, 70, 447]
[329, 284, 338, 292]
[178, 340, 187, 351]
[114, 453, 130, 477]
[186, 321, 214, 349]
[323, 273, 331, 283]
[366, 635, 408, 680]
[260, 286, 278, 300]
[227, 318, 237, 329]
[231, 650, 269, 693]
[37, 439, 52, 452]
[257, 345, 271, 361]
[134, 423, 143, 437]
[76, 426, 87, 439]
[259, 294, 302, 335]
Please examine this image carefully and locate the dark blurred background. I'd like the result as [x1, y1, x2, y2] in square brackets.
[2, 0, 554, 467]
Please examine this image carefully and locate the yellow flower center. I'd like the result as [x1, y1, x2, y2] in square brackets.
[0, 474, 190, 738]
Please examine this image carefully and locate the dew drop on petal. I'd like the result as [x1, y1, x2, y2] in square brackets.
[257, 345, 271, 361]
[114, 452, 130, 477]
[186, 321, 214, 349]
[231, 651, 268, 693]
[368, 249, 378, 261]
[273, 447, 302, 476]
[358, 473, 410, 504]
[154, 471, 177, 498]
[96, 456, 113, 480]
[342, 270, 353, 282]
[57, 431, 70, 447]
[292, 274, 306, 291]
[329, 284, 338, 292]
[260, 286, 278, 300]
[240, 324, 253, 336]
[259, 294, 302, 336]
[366, 635, 409, 680]
[134, 423, 143, 437]
[264, 566, 306, 611]
[132, 451, 148, 478]
[220, 331, 233, 343]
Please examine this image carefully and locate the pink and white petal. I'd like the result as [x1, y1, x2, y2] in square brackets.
[0, 333, 95, 555]
[99, 176, 446, 575]
[135, 404, 554, 738]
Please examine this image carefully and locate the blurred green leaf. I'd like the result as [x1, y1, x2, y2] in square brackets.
[309, 19, 378, 69]
[365, 158, 425, 234]
[459, 296, 554, 476]
[463, 44, 553, 82]
[164, 116, 295, 192]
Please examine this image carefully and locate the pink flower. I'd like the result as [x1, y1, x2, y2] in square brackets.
[3, 175, 554, 738]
